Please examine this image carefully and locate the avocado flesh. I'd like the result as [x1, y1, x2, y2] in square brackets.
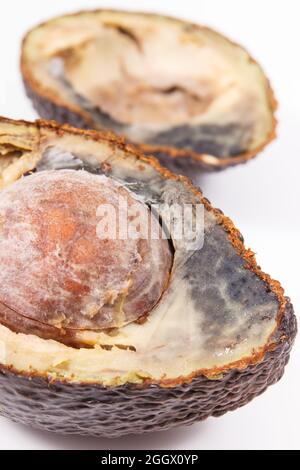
[0, 117, 292, 393]
[21, 10, 276, 170]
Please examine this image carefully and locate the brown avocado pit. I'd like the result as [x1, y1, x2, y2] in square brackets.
[0, 170, 172, 347]
[0, 117, 296, 437]
[21, 10, 277, 172]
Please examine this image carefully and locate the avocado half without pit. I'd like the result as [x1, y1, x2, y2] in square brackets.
[21, 10, 277, 173]
[0, 117, 296, 438]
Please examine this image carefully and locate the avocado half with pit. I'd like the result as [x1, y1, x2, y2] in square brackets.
[21, 10, 277, 173]
[0, 116, 296, 438]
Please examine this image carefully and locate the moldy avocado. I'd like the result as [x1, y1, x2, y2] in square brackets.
[0, 116, 296, 438]
[21, 10, 277, 173]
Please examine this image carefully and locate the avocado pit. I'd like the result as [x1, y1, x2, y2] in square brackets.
[0, 170, 172, 347]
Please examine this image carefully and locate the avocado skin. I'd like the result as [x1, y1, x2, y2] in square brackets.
[0, 301, 296, 438]
[24, 82, 92, 131]
[23, 83, 261, 174]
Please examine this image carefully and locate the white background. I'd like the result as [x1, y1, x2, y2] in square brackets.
[0, 0, 299, 450]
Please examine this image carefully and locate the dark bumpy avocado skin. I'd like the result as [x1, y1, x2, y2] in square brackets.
[25, 83, 92, 132]
[0, 301, 296, 438]
[24, 83, 257, 174]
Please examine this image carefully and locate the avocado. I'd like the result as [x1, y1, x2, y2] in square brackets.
[21, 10, 277, 173]
[0, 117, 296, 437]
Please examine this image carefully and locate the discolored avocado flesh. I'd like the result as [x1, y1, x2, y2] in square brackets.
[21, 10, 277, 173]
[0, 117, 296, 438]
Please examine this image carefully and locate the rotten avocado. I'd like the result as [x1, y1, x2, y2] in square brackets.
[0, 117, 296, 438]
[21, 10, 276, 173]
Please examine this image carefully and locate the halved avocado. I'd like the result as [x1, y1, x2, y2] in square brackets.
[21, 10, 277, 173]
[0, 117, 296, 438]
